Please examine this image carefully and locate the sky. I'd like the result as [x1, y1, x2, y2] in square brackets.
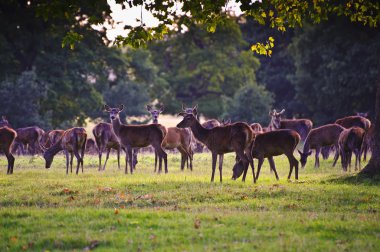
[104, 0, 242, 41]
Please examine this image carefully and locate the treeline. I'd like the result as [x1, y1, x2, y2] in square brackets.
[0, 1, 378, 129]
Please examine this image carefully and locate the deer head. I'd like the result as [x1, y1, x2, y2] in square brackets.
[298, 150, 312, 168]
[104, 104, 124, 121]
[269, 109, 285, 129]
[221, 119, 231, 126]
[177, 105, 198, 128]
[147, 105, 164, 123]
[232, 160, 245, 180]
[182, 104, 198, 116]
[356, 112, 368, 118]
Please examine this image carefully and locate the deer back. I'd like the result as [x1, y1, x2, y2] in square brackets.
[61, 128, 87, 151]
[118, 124, 165, 148]
[335, 116, 371, 131]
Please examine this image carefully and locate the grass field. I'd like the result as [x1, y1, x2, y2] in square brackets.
[0, 152, 379, 251]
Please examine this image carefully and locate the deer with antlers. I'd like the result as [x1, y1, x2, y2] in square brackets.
[43, 127, 87, 175]
[0, 126, 17, 174]
[268, 109, 313, 141]
[146, 105, 193, 171]
[177, 106, 255, 183]
[92, 122, 122, 171]
[104, 104, 167, 174]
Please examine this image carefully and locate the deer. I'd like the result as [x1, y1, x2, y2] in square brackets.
[298, 124, 345, 168]
[335, 115, 371, 131]
[233, 129, 300, 181]
[0, 126, 17, 174]
[104, 104, 167, 174]
[268, 109, 313, 141]
[92, 122, 122, 171]
[145, 105, 193, 171]
[0, 116, 10, 127]
[338, 127, 365, 171]
[13, 126, 46, 155]
[250, 123, 263, 133]
[177, 106, 255, 183]
[361, 123, 374, 161]
[43, 127, 87, 175]
[85, 139, 97, 154]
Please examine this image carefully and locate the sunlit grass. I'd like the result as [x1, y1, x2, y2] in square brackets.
[0, 152, 379, 251]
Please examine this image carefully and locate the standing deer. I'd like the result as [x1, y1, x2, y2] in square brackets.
[146, 105, 193, 171]
[177, 106, 255, 183]
[0, 126, 17, 174]
[335, 115, 371, 131]
[104, 104, 168, 174]
[233, 130, 300, 181]
[92, 122, 122, 171]
[298, 124, 345, 168]
[339, 127, 365, 171]
[13, 126, 46, 155]
[268, 109, 313, 141]
[43, 127, 87, 175]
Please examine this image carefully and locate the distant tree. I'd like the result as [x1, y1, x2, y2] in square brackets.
[0, 71, 47, 128]
[288, 18, 379, 125]
[224, 84, 274, 124]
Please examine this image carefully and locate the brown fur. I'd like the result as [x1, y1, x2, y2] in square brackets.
[339, 127, 365, 171]
[233, 130, 300, 181]
[85, 139, 97, 154]
[92, 122, 122, 171]
[13, 126, 45, 155]
[250, 123, 263, 133]
[0, 127, 17, 174]
[177, 108, 255, 183]
[335, 116, 371, 131]
[104, 105, 167, 174]
[43, 127, 87, 175]
[299, 124, 345, 168]
[361, 124, 375, 161]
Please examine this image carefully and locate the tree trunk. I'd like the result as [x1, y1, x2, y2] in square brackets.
[360, 65, 380, 177]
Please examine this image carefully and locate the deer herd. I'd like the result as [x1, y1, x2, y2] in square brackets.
[0, 105, 375, 182]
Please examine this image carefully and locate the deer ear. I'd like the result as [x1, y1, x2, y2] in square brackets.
[104, 105, 111, 112]
[182, 103, 186, 111]
[159, 105, 164, 113]
[193, 104, 198, 115]
[226, 119, 231, 124]
[279, 109, 285, 114]
[146, 105, 152, 112]
[177, 112, 186, 117]
[118, 104, 125, 111]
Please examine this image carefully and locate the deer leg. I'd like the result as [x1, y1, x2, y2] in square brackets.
[154, 150, 158, 172]
[132, 148, 138, 170]
[255, 158, 264, 181]
[70, 152, 74, 173]
[65, 150, 69, 175]
[126, 147, 133, 174]
[291, 155, 299, 180]
[5, 152, 15, 174]
[98, 148, 102, 171]
[268, 156, 279, 180]
[103, 148, 111, 171]
[211, 152, 217, 182]
[178, 148, 186, 170]
[189, 148, 193, 171]
[81, 140, 85, 173]
[348, 152, 352, 172]
[332, 144, 340, 167]
[117, 148, 120, 169]
[74, 150, 81, 175]
[315, 148, 320, 168]
[218, 154, 223, 182]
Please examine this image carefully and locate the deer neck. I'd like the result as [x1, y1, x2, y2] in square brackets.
[111, 116, 123, 136]
[189, 120, 209, 144]
[268, 118, 280, 131]
[45, 139, 63, 157]
[302, 138, 311, 153]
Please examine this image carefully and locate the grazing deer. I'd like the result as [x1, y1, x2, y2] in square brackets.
[250, 123, 263, 133]
[268, 109, 313, 141]
[335, 116, 371, 131]
[298, 124, 345, 168]
[233, 130, 300, 181]
[104, 104, 167, 174]
[13, 126, 46, 155]
[92, 122, 122, 171]
[361, 124, 374, 161]
[43, 127, 87, 175]
[0, 126, 17, 174]
[146, 105, 193, 171]
[338, 127, 365, 171]
[177, 106, 255, 183]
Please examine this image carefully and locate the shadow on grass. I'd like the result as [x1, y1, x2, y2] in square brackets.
[325, 173, 380, 186]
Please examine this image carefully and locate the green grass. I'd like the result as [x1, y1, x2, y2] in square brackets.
[0, 153, 379, 251]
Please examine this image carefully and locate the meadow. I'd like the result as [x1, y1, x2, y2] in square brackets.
[0, 153, 379, 251]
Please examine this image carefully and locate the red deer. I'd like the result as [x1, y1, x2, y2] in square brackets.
[40, 129, 65, 149]
[43, 127, 87, 175]
[13, 126, 46, 155]
[85, 139, 97, 154]
[104, 104, 167, 174]
[338, 127, 365, 171]
[0, 127, 17, 174]
[177, 106, 255, 183]
[335, 116, 371, 131]
[298, 124, 345, 168]
[361, 124, 375, 161]
[250, 123, 263, 133]
[146, 105, 193, 171]
[269, 109, 313, 141]
[233, 130, 300, 181]
[92, 123, 122, 171]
